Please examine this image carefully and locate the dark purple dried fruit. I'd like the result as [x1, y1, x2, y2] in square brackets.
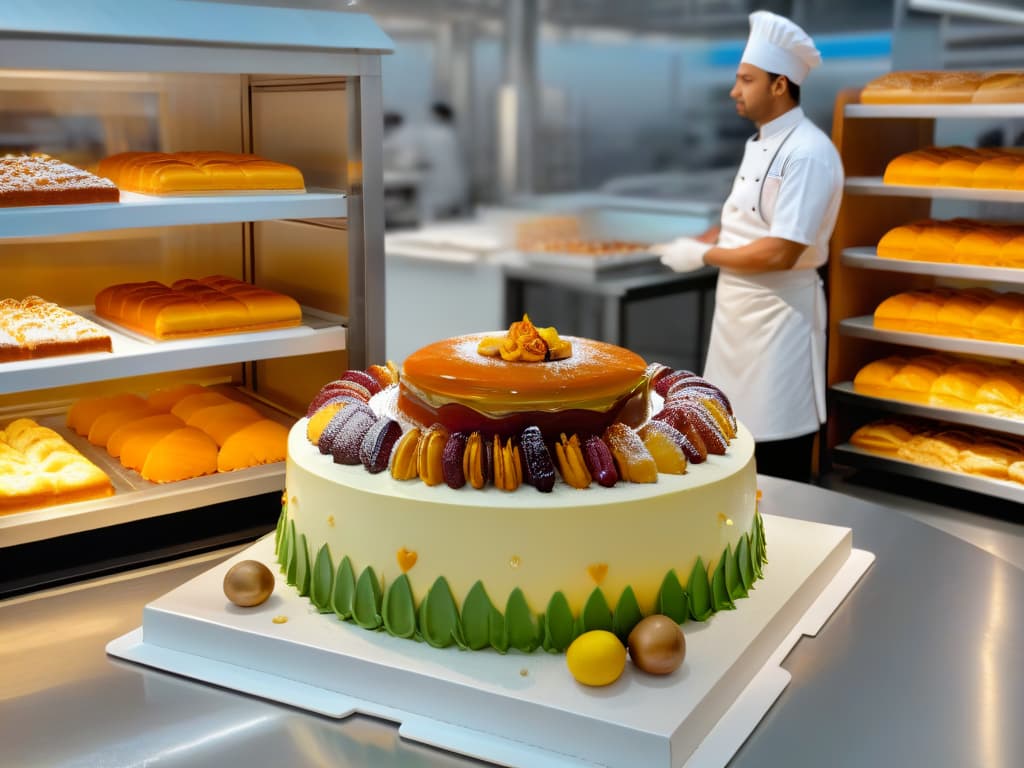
[359, 417, 403, 473]
[442, 432, 469, 489]
[582, 434, 618, 487]
[519, 426, 556, 492]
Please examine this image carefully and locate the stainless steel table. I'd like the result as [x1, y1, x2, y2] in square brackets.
[2, 476, 1021, 767]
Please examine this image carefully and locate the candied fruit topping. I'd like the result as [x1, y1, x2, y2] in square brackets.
[476, 314, 572, 363]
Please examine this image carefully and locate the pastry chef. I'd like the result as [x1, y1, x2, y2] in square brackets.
[654, 10, 844, 483]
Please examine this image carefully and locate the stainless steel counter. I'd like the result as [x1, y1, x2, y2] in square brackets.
[2, 476, 1022, 767]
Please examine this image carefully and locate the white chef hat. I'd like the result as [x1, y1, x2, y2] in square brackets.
[740, 11, 821, 85]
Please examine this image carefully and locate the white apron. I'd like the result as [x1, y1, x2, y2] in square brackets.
[703, 126, 827, 441]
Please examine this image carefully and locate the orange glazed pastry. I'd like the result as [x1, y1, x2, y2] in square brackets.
[97, 151, 304, 194]
[141, 427, 219, 483]
[0, 153, 118, 207]
[106, 414, 185, 459]
[217, 420, 288, 472]
[398, 326, 649, 440]
[94, 275, 301, 340]
[185, 402, 263, 446]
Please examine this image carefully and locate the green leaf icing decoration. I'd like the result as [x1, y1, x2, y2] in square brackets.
[750, 516, 764, 580]
[274, 503, 286, 557]
[542, 591, 577, 653]
[656, 569, 689, 624]
[382, 574, 417, 639]
[724, 545, 746, 601]
[462, 581, 498, 651]
[687, 557, 713, 621]
[737, 533, 754, 592]
[757, 511, 767, 562]
[489, 604, 509, 654]
[310, 544, 335, 612]
[711, 550, 735, 611]
[353, 566, 383, 630]
[332, 556, 356, 620]
[505, 588, 540, 653]
[611, 586, 644, 643]
[419, 577, 463, 649]
[283, 519, 296, 579]
[294, 534, 311, 597]
[580, 588, 613, 633]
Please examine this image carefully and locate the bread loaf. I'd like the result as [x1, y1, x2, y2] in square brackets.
[883, 147, 1024, 189]
[862, 70, 1024, 105]
[874, 287, 1024, 342]
[97, 151, 304, 194]
[0, 153, 118, 207]
[94, 275, 301, 340]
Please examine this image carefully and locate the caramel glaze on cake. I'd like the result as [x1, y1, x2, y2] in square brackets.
[398, 334, 650, 439]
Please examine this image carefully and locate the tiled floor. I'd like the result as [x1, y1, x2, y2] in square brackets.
[820, 468, 1024, 571]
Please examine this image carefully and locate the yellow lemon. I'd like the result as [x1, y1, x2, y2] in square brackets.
[566, 630, 627, 687]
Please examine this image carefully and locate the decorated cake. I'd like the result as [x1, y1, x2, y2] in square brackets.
[276, 317, 764, 657]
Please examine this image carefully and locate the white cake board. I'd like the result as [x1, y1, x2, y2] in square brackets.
[108, 514, 873, 768]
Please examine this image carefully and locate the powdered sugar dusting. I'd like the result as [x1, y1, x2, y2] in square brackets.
[0, 154, 117, 196]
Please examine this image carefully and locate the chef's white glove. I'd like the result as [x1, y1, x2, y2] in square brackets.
[652, 237, 712, 273]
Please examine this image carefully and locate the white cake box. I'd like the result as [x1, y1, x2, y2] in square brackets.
[109, 514, 872, 767]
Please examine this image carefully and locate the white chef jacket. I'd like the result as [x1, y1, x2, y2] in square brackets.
[704, 106, 844, 441]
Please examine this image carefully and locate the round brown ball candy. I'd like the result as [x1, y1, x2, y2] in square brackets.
[223, 560, 275, 607]
[627, 614, 686, 675]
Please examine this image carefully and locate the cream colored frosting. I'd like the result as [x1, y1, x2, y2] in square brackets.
[285, 420, 757, 616]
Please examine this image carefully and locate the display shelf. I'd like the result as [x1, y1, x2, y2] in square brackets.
[0, 189, 347, 240]
[841, 247, 1024, 285]
[833, 443, 1024, 504]
[845, 177, 1024, 203]
[845, 103, 1024, 119]
[831, 381, 1024, 437]
[839, 316, 1024, 361]
[0, 397, 294, 548]
[0, 307, 346, 395]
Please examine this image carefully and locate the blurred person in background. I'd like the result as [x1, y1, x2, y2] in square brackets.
[416, 101, 468, 220]
[653, 11, 844, 483]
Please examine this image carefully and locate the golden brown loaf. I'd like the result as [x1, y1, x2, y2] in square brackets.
[851, 417, 1024, 484]
[97, 151, 304, 194]
[0, 153, 119, 207]
[94, 275, 302, 340]
[878, 219, 1024, 267]
[874, 287, 1024, 342]
[0, 296, 112, 363]
[883, 146, 1024, 189]
[0, 418, 113, 513]
[853, 354, 1024, 418]
[862, 71, 1024, 104]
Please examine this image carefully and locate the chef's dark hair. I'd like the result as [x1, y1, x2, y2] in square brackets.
[766, 72, 801, 104]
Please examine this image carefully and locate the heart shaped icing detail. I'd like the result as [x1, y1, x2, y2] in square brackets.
[397, 547, 418, 573]
[587, 563, 608, 584]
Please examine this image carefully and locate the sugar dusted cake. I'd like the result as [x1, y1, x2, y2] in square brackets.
[277, 317, 765, 654]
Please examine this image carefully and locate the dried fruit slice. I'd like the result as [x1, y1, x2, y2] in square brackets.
[342, 369, 383, 396]
[652, 407, 707, 463]
[360, 417, 403, 474]
[417, 423, 449, 485]
[462, 431, 487, 489]
[307, 380, 371, 415]
[582, 435, 618, 487]
[644, 362, 672, 391]
[390, 428, 421, 480]
[366, 361, 400, 389]
[492, 435, 523, 491]
[218, 420, 288, 471]
[306, 401, 347, 445]
[554, 432, 592, 489]
[653, 369, 697, 398]
[519, 425, 556, 492]
[317, 402, 375, 455]
[697, 397, 736, 441]
[442, 432, 469, 489]
[673, 401, 727, 455]
[603, 423, 658, 483]
[667, 380, 733, 415]
[329, 409, 376, 465]
[637, 421, 688, 475]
